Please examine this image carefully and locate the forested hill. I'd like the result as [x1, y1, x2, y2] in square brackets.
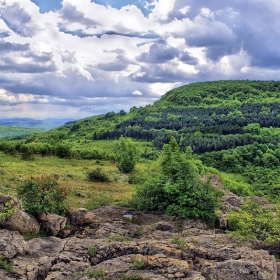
[154, 80, 280, 108]
[9, 80, 280, 151]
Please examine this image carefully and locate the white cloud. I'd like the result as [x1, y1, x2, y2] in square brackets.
[0, 0, 279, 118]
[132, 90, 142, 96]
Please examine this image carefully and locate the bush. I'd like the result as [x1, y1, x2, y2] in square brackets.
[132, 137, 220, 221]
[87, 167, 110, 182]
[115, 137, 139, 173]
[227, 200, 280, 243]
[55, 144, 72, 158]
[17, 174, 68, 216]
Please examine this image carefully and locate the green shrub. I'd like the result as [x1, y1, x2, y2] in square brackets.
[133, 137, 220, 221]
[227, 200, 280, 243]
[87, 167, 110, 182]
[17, 174, 68, 216]
[55, 144, 72, 158]
[115, 137, 139, 173]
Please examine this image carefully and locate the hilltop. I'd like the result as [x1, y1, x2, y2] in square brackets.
[1, 80, 280, 279]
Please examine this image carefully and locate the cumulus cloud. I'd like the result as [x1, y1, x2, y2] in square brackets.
[0, 0, 279, 118]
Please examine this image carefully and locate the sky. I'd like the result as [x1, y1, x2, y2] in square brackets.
[0, 0, 280, 119]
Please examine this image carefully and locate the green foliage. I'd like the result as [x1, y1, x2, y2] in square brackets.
[85, 191, 114, 210]
[82, 269, 108, 279]
[0, 258, 13, 273]
[115, 137, 139, 173]
[133, 138, 220, 221]
[17, 174, 68, 216]
[0, 200, 18, 221]
[131, 258, 147, 269]
[227, 200, 280, 243]
[55, 144, 72, 158]
[171, 237, 186, 250]
[88, 246, 98, 257]
[0, 125, 40, 139]
[132, 229, 145, 238]
[87, 167, 110, 182]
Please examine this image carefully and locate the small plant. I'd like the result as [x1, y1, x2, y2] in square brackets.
[173, 223, 184, 233]
[171, 237, 186, 251]
[0, 258, 13, 273]
[131, 258, 147, 269]
[87, 167, 110, 182]
[0, 200, 18, 221]
[24, 232, 46, 241]
[132, 229, 145, 238]
[88, 246, 98, 257]
[108, 234, 130, 243]
[17, 174, 68, 216]
[83, 269, 108, 279]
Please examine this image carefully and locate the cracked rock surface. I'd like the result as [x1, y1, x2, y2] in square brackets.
[0, 205, 278, 280]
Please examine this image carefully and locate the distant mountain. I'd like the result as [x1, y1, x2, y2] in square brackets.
[0, 118, 76, 131]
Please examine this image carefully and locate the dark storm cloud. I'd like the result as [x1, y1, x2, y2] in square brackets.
[137, 43, 179, 64]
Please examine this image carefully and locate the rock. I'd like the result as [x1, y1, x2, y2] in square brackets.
[220, 195, 243, 213]
[39, 212, 67, 236]
[0, 205, 277, 280]
[155, 221, 174, 231]
[0, 194, 22, 214]
[2, 209, 40, 235]
[67, 208, 96, 226]
[0, 229, 27, 259]
[0, 194, 39, 235]
[75, 192, 87, 198]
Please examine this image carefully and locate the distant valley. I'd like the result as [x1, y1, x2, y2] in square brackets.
[0, 118, 75, 138]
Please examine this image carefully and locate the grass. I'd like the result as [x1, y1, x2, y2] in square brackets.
[88, 246, 98, 257]
[0, 258, 13, 273]
[0, 152, 134, 209]
[171, 237, 186, 251]
[131, 258, 147, 269]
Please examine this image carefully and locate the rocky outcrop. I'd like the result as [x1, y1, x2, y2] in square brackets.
[67, 208, 96, 226]
[0, 194, 40, 235]
[3, 210, 40, 235]
[0, 206, 278, 280]
[39, 212, 67, 236]
[0, 229, 27, 259]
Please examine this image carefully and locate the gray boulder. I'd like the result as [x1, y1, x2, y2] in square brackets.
[67, 208, 96, 226]
[39, 212, 67, 236]
[0, 229, 27, 259]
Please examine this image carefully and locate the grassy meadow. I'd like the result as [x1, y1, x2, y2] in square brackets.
[0, 152, 135, 210]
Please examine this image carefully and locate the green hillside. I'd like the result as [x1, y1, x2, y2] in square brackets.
[0, 125, 41, 139]
[1, 80, 280, 242]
